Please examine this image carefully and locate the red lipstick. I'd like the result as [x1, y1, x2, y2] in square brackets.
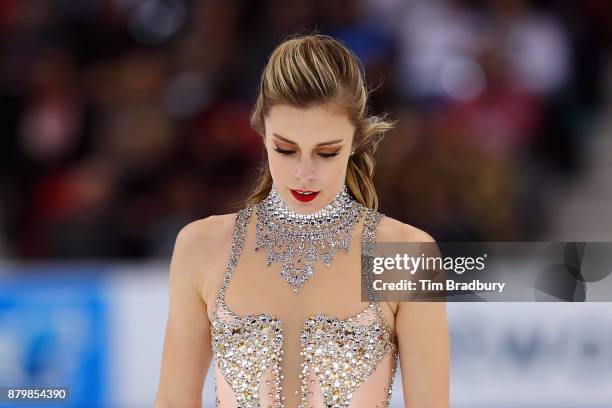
[290, 189, 319, 203]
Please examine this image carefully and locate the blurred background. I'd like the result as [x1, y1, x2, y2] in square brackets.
[0, 0, 611, 407]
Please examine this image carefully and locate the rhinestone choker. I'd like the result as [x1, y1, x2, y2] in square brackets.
[255, 184, 363, 293]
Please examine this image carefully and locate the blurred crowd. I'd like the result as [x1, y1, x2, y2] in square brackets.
[0, 0, 610, 259]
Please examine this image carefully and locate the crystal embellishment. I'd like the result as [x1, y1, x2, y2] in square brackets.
[255, 184, 363, 293]
[298, 304, 397, 408]
[210, 206, 399, 408]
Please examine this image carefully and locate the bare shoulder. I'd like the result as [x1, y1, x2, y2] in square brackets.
[375, 216, 437, 316]
[176, 213, 237, 253]
[376, 215, 436, 243]
[171, 213, 238, 301]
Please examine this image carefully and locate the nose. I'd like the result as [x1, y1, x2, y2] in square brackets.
[295, 155, 317, 184]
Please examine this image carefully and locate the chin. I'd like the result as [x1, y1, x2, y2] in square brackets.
[288, 199, 319, 212]
[284, 192, 326, 213]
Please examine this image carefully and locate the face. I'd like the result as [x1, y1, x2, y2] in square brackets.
[263, 102, 355, 214]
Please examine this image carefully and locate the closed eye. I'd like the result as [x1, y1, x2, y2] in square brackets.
[273, 146, 296, 155]
[273, 145, 341, 158]
[318, 151, 340, 158]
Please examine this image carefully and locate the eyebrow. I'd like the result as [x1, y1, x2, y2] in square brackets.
[272, 133, 344, 147]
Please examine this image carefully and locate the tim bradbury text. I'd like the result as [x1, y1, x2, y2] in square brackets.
[372, 279, 506, 293]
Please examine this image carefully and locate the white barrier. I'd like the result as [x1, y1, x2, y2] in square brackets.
[1, 264, 611, 407]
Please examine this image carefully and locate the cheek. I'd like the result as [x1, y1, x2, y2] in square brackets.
[321, 158, 349, 182]
[267, 152, 288, 180]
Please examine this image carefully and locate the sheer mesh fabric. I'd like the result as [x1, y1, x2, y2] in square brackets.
[208, 207, 398, 407]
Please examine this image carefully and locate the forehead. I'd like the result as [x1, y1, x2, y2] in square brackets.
[265, 103, 354, 145]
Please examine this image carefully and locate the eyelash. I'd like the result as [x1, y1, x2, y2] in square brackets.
[273, 147, 340, 158]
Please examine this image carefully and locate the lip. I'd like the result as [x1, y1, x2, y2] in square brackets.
[290, 189, 320, 203]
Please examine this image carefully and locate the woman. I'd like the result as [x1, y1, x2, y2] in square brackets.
[155, 34, 449, 408]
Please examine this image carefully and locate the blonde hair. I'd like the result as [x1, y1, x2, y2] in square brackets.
[245, 34, 394, 210]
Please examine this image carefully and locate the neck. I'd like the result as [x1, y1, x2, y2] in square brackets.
[264, 184, 353, 221]
[254, 182, 364, 292]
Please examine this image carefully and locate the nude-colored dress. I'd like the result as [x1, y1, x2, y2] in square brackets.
[209, 206, 398, 407]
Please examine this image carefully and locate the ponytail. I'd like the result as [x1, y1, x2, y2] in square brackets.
[345, 114, 394, 210]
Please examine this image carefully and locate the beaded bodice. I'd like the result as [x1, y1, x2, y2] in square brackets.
[210, 206, 398, 407]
